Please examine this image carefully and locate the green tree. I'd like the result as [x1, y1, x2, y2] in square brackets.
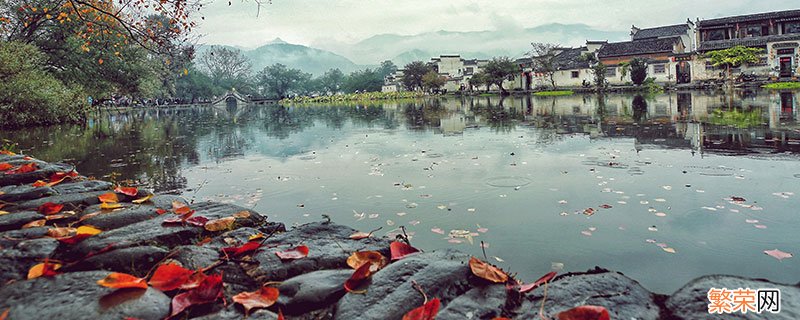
[319, 68, 345, 94]
[529, 43, 561, 89]
[378, 60, 397, 79]
[468, 71, 487, 92]
[175, 66, 217, 103]
[591, 63, 607, 91]
[343, 69, 383, 93]
[199, 46, 253, 91]
[629, 58, 648, 85]
[402, 61, 430, 91]
[705, 45, 763, 84]
[257, 64, 312, 99]
[483, 57, 517, 94]
[422, 71, 446, 92]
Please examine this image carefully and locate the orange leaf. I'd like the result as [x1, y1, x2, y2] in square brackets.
[4, 162, 37, 174]
[98, 58, 104, 64]
[232, 210, 250, 219]
[519, 271, 557, 293]
[469, 256, 508, 283]
[222, 241, 261, 257]
[346, 251, 387, 272]
[556, 305, 610, 320]
[275, 245, 309, 260]
[171, 273, 223, 316]
[114, 186, 138, 196]
[37, 202, 64, 215]
[0, 308, 8, 320]
[98, 192, 119, 203]
[0, 150, 15, 155]
[97, 272, 148, 289]
[0, 163, 13, 171]
[232, 286, 279, 315]
[32, 180, 48, 187]
[27, 260, 62, 279]
[179, 271, 208, 290]
[149, 263, 194, 291]
[22, 219, 46, 228]
[344, 262, 372, 292]
[204, 217, 235, 231]
[390, 241, 420, 260]
[402, 298, 440, 320]
[172, 201, 192, 215]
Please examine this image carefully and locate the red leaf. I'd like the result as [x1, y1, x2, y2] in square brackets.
[556, 305, 610, 320]
[390, 241, 420, 260]
[222, 241, 261, 257]
[185, 216, 208, 227]
[0, 163, 13, 171]
[49, 170, 78, 182]
[32, 180, 48, 187]
[232, 286, 279, 315]
[84, 243, 116, 259]
[114, 186, 138, 196]
[275, 245, 309, 260]
[599, 204, 612, 209]
[277, 308, 285, 320]
[149, 263, 194, 291]
[179, 271, 208, 290]
[58, 233, 93, 244]
[344, 262, 372, 292]
[37, 202, 64, 215]
[170, 273, 223, 317]
[155, 208, 167, 215]
[4, 162, 37, 175]
[172, 201, 192, 215]
[519, 271, 558, 293]
[403, 298, 440, 320]
[97, 272, 148, 289]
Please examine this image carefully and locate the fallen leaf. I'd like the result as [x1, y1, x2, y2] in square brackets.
[248, 233, 264, 241]
[185, 216, 208, 227]
[0, 308, 8, 320]
[149, 263, 194, 291]
[730, 196, 746, 202]
[277, 308, 285, 320]
[172, 201, 192, 215]
[599, 204, 612, 209]
[222, 241, 261, 257]
[32, 180, 48, 187]
[764, 249, 793, 261]
[556, 305, 610, 320]
[155, 208, 167, 215]
[97, 272, 148, 289]
[390, 241, 420, 260]
[100, 202, 123, 210]
[4, 162, 37, 175]
[204, 217, 235, 231]
[469, 256, 508, 283]
[402, 298, 440, 320]
[37, 202, 64, 215]
[349, 231, 371, 240]
[0, 210, 8, 215]
[114, 186, 138, 196]
[27, 260, 61, 279]
[0, 163, 13, 171]
[583, 208, 595, 216]
[344, 262, 372, 292]
[346, 251, 387, 271]
[233, 210, 251, 218]
[196, 237, 212, 246]
[22, 219, 46, 228]
[171, 273, 223, 316]
[47, 227, 76, 238]
[0, 150, 15, 155]
[132, 194, 153, 204]
[58, 225, 102, 244]
[662, 247, 676, 254]
[98, 192, 119, 203]
[232, 286, 279, 315]
[519, 271, 557, 293]
[276, 245, 309, 260]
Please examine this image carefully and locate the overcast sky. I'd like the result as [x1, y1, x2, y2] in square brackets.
[195, 1, 798, 49]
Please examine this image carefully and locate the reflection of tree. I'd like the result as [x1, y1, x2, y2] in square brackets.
[470, 96, 524, 133]
[632, 95, 648, 123]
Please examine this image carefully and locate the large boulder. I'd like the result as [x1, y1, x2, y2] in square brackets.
[666, 275, 800, 319]
[0, 237, 59, 284]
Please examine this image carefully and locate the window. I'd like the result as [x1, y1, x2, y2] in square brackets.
[653, 64, 666, 74]
[745, 24, 764, 37]
[571, 71, 580, 78]
[705, 29, 727, 41]
[605, 67, 616, 77]
[785, 22, 800, 34]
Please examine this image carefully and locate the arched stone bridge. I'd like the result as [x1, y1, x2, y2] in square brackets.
[211, 90, 252, 119]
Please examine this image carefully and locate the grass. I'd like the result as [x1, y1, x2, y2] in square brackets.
[280, 91, 424, 104]
[533, 90, 575, 96]
[762, 82, 800, 90]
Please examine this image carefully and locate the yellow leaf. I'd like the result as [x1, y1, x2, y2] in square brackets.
[248, 233, 265, 241]
[0, 211, 9, 215]
[76, 225, 102, 235]
[204, 217, 235, 231]
[100, 202, 122, 210]
[233, 210, 251, 219]
[27, 262, 61, 279]
[132, 194, 153, 204]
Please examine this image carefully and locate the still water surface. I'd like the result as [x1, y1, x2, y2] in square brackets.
[3, 91, 799, 293]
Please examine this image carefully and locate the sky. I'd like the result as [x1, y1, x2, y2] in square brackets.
[195, 1, 799, 53]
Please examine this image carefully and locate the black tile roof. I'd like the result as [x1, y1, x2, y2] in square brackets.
[698, 33, 800, 51]
[699, 10, 800, 28]
[597, 37, 681, 58]
[554, 47, 591, 70]
[633, 24, 689, 40]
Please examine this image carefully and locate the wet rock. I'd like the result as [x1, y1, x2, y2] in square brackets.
[0, 227, 50, 245]
[666, 275, 800, 319]
[277, 269, 352, 314]
[0, 161, 74, 186]
[245, 222, 391, 282]
[0, 185, 55, 202]
[14, 190, 111, 212]
[62, 246, 169, 277]
[437, 284, 509, 320]
[335, 249, 473, 320]
[0, 210, 44, 232]
[171, 245, 221, 270]
[52, 180, 113, 194]
[193, 306, 279, 320]
[150, 194, 187, 210]
[0, 238, 60, 284]
[515, 268, 660, 320]
[80, 205, 163, 230]
[0, 271, 170, 320]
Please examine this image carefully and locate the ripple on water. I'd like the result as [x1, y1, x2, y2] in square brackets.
[485, 176, 533, 188]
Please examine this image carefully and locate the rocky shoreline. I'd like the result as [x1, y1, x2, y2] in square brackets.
[0, 154, 797, 319]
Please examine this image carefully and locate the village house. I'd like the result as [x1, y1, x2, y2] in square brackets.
[693, 9, 800, 81]
[382, 69, 405, 93]
[597, 36, 687, 85]
[528, 41, 606, 89]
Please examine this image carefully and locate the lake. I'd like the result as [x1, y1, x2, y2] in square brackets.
[3, 90, 799, 294]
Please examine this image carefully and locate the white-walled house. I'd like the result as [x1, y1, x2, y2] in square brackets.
[597, 37, 687, 85]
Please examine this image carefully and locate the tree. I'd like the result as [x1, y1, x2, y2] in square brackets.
[402, 61, 430, 91]
[200, 46, 252, 91]
[706, 45, 763, 84]
[629, 58, 648, 85]
[257, 63, 311, 99]
[378, 60, 397, 79]
[343, 68, 383, 93]
[422, 71, 446, 92]
[591, 63, 607, 91]
[468, 71, 487, 92]
[483, 57, 518, 94]
[175, 66, 217, 103]
[319, 68, 345, 94]
[529, 43, 561, 89]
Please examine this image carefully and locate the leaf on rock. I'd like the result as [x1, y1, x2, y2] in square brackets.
[402, 298, 440, 320]
[349, 231, 371, 240]
[4, 162, 37, 175]
[114, 186, 138, 196]
[170, 273, 223, 317]
[346, 251, 387, 271]
[98, 192, 119, 203]
[172, 201, 192, 215]
[149, 263, 194, 291]
[179, 271, 208, 290]
[233, 210, 251, 219]
[232, 286, 279, 315]
[100, 202, 123, 210]
[47, 227, 76, 238]
[390, 241, 420, 260]
[764, 249, 793, 261]
[22, 219, 46, 229]
[204, 217, 235, 231]
[131, 194, 153, 204]
[469, 256, 508, 283]
[27, 260, 62, 279]
[0, 163, 13, 171]
[58, 225, 102, 244]
[222, 241, 262, 257]
[97, 272, 148, 289]
[275, 245, 309, 261]
[185, 216, 208, 227]
[344, 262, 372, 293]
[519, 271, 557, 293]
[32, 180, 48, 187]
[556, 305, 611, 320]
[37, 202, 64, 215]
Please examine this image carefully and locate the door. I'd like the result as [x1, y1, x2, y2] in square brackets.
[780, 57, 792, 78]
[676, 62, 691, 84]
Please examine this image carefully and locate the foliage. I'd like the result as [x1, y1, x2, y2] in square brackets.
[709, 108, 765, 128]
[422, 71, 446, 92]
[642, 77, 663, 93]
[629, 58, 648, 85]
[590, 63, 607, 91]
[533, 90, 574, 96]
[0, 41, 87, 127]
[319, 68, 345, 94]
[343, 68, 383, 93]
[402, 61, 431, 91]
[175, 66, 218, 102]
[483, 57, 518, 93]
[256, 63, 311, 99]
[529, 42, 561, 89]
[200, 46, 253, 92]
[378, 60, 397, 79]
[468, 71, 488, 92]
[705, 46, 763, 82]
[762, 82, 800, 90]
[279, 91, 423, 104]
